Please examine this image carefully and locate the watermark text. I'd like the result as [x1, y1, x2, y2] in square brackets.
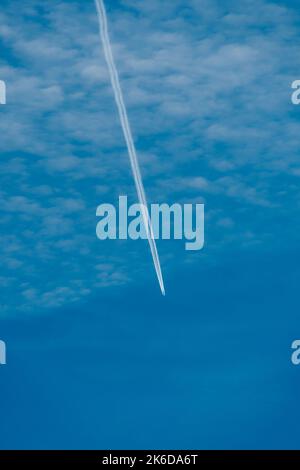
[0, 340, 6, 365]
[96, 196, 204, 251]
[0, 80, 6, 105]
[291, 340, 300, 365]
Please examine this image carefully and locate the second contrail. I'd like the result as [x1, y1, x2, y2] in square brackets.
[94, 0, 165, 296]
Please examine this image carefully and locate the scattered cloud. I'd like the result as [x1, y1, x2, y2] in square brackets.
[0, 0, 300, 314]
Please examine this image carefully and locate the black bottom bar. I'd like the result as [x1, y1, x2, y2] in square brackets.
[0, 450, 300, 466]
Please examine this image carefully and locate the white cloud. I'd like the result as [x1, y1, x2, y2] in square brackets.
[1, 0, 300, 314]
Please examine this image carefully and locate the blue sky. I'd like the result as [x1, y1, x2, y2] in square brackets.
[0, 0, 300, 449]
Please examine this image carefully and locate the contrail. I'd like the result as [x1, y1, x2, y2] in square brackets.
[94, 0, 165, 296]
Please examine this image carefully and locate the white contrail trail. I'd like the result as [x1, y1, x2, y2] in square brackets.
[94, 0, 165, 296]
